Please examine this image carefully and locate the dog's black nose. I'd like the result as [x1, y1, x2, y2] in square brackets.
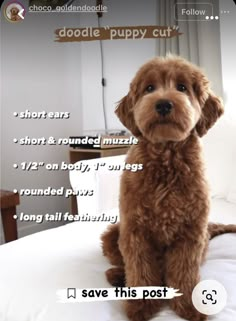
[155, 100, 173, 116]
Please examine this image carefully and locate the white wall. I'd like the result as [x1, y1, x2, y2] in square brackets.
[0, 0, 83, 241]
[219, 0, 236, 118]
[80, 0, 157, 132]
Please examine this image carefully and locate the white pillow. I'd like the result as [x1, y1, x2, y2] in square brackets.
[202, 117, 236, 198]
[227, 131, 236, 203]
[69, 155, 125, 215]
[228, 173, 236, 203]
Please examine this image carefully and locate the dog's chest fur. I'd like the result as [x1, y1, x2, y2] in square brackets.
[120, 134, 210, 245]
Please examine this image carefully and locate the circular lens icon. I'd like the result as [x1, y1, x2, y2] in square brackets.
[4, 1, 26, 23]
[192, 279, 227, 315]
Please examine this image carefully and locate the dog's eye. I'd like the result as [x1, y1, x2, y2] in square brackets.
[177, 84, 187, 92]
[145, 85, 155, 93]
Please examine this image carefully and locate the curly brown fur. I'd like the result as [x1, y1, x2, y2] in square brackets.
[101, 56, 235, 321]
[101, 223, 123, 266]
[105, 267, 125, 287]
[208, 222, 236, 238]
[10, 7, 21, 21]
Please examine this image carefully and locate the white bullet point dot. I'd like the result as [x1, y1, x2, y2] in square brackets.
[13, 215, 18, 220]
[13, 189, 17, 194]
[13, 138, 18, 143]
[205, 16, 209, 20]
[13, 112, 18, 117]
[13, 164, 18, 169]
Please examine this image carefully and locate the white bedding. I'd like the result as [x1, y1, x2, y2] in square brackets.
[0, 199, 235, 321]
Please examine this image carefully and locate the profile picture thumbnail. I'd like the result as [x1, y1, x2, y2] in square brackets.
[4, 1, 25, 23]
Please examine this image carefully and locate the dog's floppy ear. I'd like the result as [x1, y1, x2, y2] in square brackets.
[195, 92, 224, 137]
[115, 94, 141, 137]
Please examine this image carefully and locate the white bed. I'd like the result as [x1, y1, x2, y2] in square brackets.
[0, 200, 235, 321]
[0, 118, 236, 321]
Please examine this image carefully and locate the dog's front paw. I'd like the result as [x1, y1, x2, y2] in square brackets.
[105, 267, 125, 287]
[125, 299, 161, 321]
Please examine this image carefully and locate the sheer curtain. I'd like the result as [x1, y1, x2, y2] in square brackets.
[155, 0, 223, 96]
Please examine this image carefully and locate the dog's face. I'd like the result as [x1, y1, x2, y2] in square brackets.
[116, 56, 224, 143]
[11, 7, 19, 16]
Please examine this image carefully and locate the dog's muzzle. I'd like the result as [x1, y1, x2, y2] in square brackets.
[155, 100, 173, 116]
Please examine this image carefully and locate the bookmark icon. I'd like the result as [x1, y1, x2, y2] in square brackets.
[67, 288, 76, 299]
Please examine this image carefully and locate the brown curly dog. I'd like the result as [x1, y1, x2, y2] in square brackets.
[10, 7, 21, 21]
[101, 56, 236, 321]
